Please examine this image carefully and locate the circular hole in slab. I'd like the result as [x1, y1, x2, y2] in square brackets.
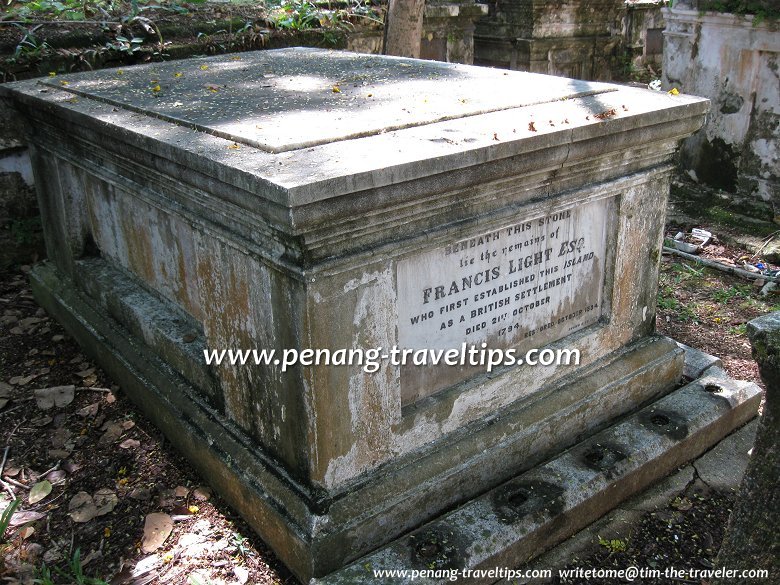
[507, 489, 529, 508]
[585, 448, 605, 464]
[704, 383, 724, 394]
[651, 414, 671, 426]
[415, 541, 442, 560]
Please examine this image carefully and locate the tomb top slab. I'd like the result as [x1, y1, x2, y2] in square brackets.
[36, 47, 614, 153]
[3, 48, 708, 208]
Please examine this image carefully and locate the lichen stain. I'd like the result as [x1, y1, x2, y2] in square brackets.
[196, 241, 253, 432]
[323, 267, 398, 489]
[120, 203, 156, 287]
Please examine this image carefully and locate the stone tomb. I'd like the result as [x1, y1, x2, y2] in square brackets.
[2, 48, 753, 582]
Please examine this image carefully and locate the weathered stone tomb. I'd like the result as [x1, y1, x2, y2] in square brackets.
[0, 48, 761, 582]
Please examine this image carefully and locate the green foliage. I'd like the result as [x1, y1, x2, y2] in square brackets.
[728, 323, 748, 335]
[105, 35, 145, 55]
[598, 535, 628, 553]
[657, 291, 680, 311]
[10, 216, 42, 245]
[7, 0, 118, 21]
[266, 0, 357, 45]
[0, 499, 21, 547]
[34, 549, 108, 585]
[712, 284, 751, 303]
[270, 0, 323, 30]
[230, 531, 255, 560]
[9, 25, 52, 64]
[4, 0, 196, 22]
[657, 283, 698, 322]
[699, 0, 780, 22]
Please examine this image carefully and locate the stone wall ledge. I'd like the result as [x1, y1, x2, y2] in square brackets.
[663, 6, 779, 30]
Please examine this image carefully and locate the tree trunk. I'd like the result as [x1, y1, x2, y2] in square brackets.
[383, 0, 426, 58]
[713, 313, 780, 584]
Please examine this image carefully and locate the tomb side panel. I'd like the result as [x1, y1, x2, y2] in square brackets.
[195, 236, 311, 480]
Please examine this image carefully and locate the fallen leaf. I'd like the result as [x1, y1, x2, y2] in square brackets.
[34, 385, 75, 410]
[192, 487, 211, 501]
[10, 374, 38, 386]
[9, 510, 45, 527]
[19, 526, 35, 540]
[100, 421, 124, 444]
[178, 532, 208, 556]
[29, 481, 52, 505]
[170, 505, 193, 517]
[94, 488, 118, 515]
[45, 470, 67, 485]
[120, 439, 140, 450]
[187, 571, 212, 585]
[234, 566, 249, 584]
[62, 461, 82, 474]
[81, 549, 102, 567]
[672, 497, 693, 511]
[51, 428, 72, 449]
[132, 553, 161, 578]
[129, 487, 152, 501]
[142, 513, 173, 553]
[77, 403, 100, 417]
[31, 416, 53, 427]
[43, 546, 62, 564]
[69, 492, 98, 523]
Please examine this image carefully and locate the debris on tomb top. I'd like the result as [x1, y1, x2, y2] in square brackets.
[33, 47, 618, 153]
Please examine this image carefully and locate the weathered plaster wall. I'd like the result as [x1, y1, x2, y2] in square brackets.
[474, 0, 665, 80]
[0, 99, 41, 270]
[347, 0, 488, 64]
[664, 7, 779, 218]
[623, 0, 666, 70]
[474, 0, 625, 79]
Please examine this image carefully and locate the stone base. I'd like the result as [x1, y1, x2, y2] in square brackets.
[28, 259, 700, 583]
[316, 359, 761, 584]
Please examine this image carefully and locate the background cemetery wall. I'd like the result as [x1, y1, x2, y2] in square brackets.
[0, 99, 40, 270]
[664, 4, 779, 220]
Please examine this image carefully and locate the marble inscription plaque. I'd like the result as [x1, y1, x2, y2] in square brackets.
[397, 197, 614, 404]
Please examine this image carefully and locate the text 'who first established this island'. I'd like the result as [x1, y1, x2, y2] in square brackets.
[2, 48, 747, 583]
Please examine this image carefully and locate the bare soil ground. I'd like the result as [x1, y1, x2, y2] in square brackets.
[0, 269, 295, 584]
[1, 227, 776, 584]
